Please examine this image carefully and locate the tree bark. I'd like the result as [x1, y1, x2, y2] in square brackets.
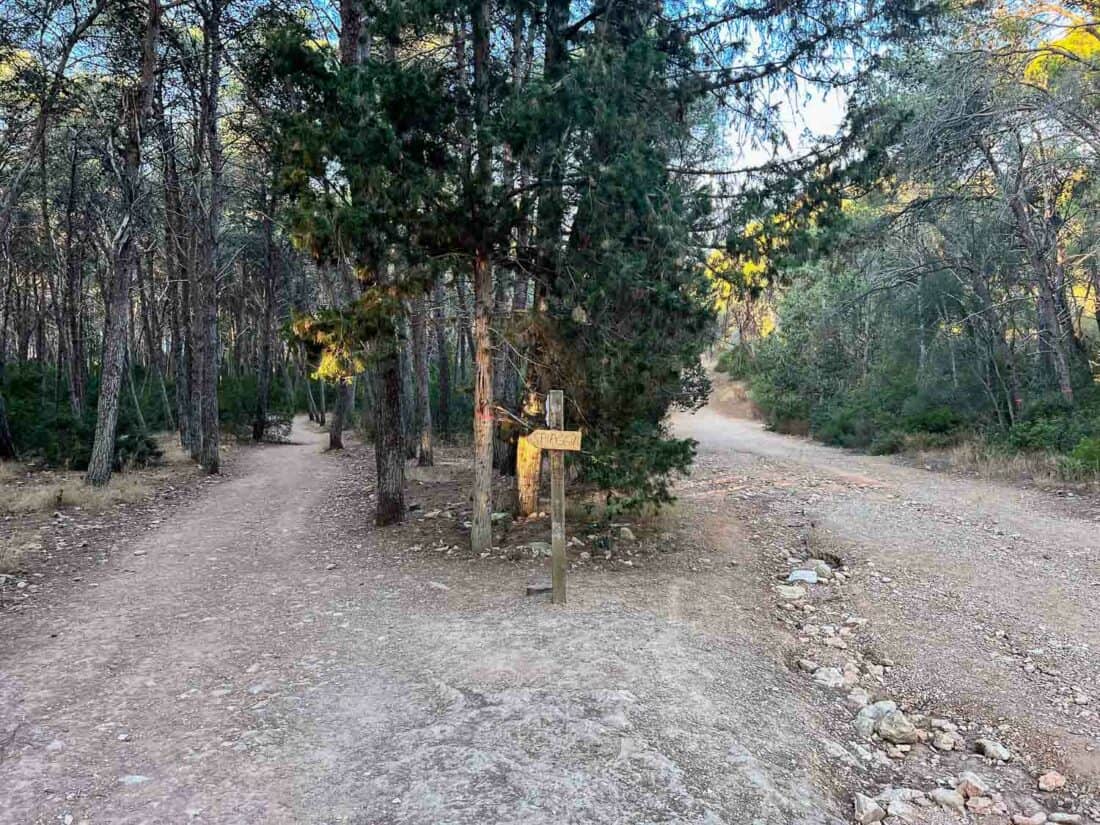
[410, 294, 433, 465]
[328, 379, 351, 450]
[470, 0, 495, 554]
[252, 198, 276, 441]
[196, 0, 223, 474]
[374, 348, 406, 525]
[431, 280, 451, 442]
[86, 0, 159, 486]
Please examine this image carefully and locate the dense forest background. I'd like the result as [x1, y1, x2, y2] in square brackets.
[718, 2, 1100, 479]
[1, 0, 934, 538]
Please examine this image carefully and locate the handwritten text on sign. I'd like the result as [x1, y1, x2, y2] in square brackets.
[527, 429, 583, 452]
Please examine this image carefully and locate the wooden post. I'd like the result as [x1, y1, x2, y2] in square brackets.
[523, 393, 581, 604]
[547, 390, 566, 604]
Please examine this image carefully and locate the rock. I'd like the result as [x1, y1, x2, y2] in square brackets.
[1048, 814, 1081, 824]
[976, 738, 1011, 761]
[813, 667, 844, 688]
[776, 584, 806, 600]
[955, 771, 989, 799]
[787, 569, 818, 584]
[886, 800, 921, 823]
[854, 793, 886, 824]
[876, 710, 919, 745]
[133, 549, 147, 557]
[847, 687, 872, 708]
[619, 527, 636, 541]
[807, 558, 833, 579]
[966, 796, 995, 814]
[824, 636, 849, 649]
[931, 731, 957, 751]
[929, 788, 966, 815]
[1038, 771, 1066, 792]
[798, 658, 819, 673]
[877, 788, 925, 805]
[119, 775, 150, 785]
[854, 700, 897, 739]
[529, 542, 552, 558]
[1012, 814, 1047, 825]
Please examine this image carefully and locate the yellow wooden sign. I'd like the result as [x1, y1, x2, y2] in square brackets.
[527, 428, 583, 452]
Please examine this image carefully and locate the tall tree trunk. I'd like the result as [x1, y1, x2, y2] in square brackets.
[253, 200, 276, 441]
[374, 346, 406, 525]
[398, 322, 416, 457]
[86, 0, 159, 486]
[196, 0, 223, 474]
[410, 293, 433, 465]
[328, 379, 351, 450]
[470, 0, 495, 553]
[431, 281, 451, 442]
[159, 88, 191, 450]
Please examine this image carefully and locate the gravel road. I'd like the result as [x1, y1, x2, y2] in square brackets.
[674, 401, 1100, 791]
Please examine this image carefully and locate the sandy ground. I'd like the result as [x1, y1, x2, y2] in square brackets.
[0, 396, 1097, 824]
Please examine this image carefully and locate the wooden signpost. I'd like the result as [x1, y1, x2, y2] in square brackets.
[534, 390, 581, 605]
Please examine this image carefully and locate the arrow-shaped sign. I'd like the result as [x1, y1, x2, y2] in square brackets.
[526, 428, 583, 452]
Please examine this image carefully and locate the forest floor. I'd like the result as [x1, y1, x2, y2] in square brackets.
[0, 388, 1097, 824]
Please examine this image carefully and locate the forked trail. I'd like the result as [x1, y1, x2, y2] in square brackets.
[1, 403, 1097, 824]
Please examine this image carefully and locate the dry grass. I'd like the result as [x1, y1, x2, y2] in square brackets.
[910, 439, 1099, 490]
[0, 431, 200, 516]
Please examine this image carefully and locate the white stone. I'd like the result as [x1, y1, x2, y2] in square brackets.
[854, 793, 886, 824]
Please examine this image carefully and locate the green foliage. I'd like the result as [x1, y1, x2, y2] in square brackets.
[1069, 436, 1100, 468]
[218, 372, 299, 441]
[539, 27, 716, 510]
[3, 363, 160, 470]
[1000, 393, 1100, 453]
[582, 424, 698, 515]
[715, 344, 755, 379]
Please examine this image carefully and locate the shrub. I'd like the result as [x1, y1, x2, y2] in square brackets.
[3, 362, 159, 470]
[715, 344, 754, 379]
[869, 430, 906, 455]
[901, 405, 962, 435]
[1068, 436, 1100, 471]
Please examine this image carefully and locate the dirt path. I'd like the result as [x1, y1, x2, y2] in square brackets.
[0, 418, 859, 825]
[672, 400, 1100, 789]
[2, 403, 1097, 825]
